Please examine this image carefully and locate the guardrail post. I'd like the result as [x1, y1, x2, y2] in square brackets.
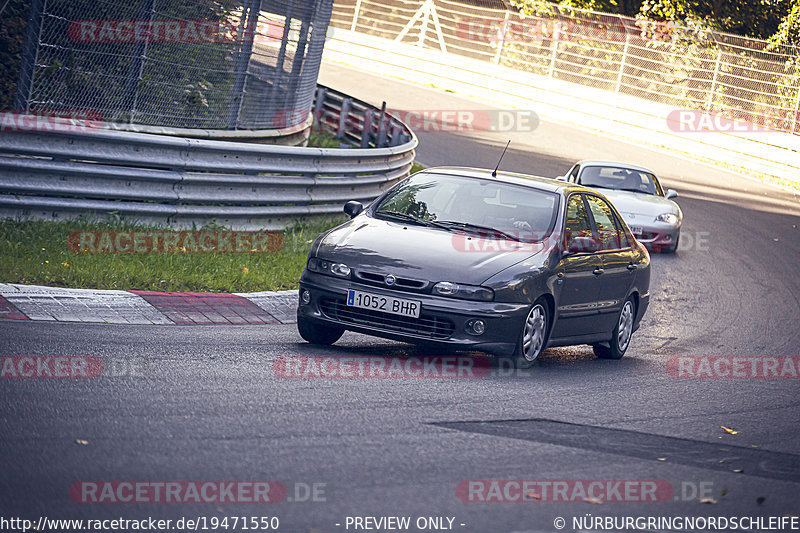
[493, 11, 510, 65]
[376, 102, 388, 147]
[706, 50, 722, 111]
[13, 0, 44, 111]
[389, 124, 402, 146]
[615, 34, 630, 92]
[351, 0, 363, 31]
[361, 109, 375, 148]
[314, 87, 326, 121]
[337, 98, 351, 139]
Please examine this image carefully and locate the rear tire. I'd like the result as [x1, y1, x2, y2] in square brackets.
[593, 296, 635, 359]
[297, 316, 344, 345]
[510, 300, 549, 369]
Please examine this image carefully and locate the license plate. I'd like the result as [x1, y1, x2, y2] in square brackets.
[346, 290, 421, 318]
[630, 226, 643, 236]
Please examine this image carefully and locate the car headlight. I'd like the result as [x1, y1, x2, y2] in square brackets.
[433, 281, 494, 301]
[655, 213, 679, 225]
[307, 257, 351, 278]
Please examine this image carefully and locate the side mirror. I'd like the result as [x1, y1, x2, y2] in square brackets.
[566, 236, 598, 255]
[555, 175, 567, 181]
[665, 189, 678, 200]
[343, 200, 364, 218]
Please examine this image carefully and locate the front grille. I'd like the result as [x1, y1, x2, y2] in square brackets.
[319, 297, 455, 340]
[354, 270, 427, 290]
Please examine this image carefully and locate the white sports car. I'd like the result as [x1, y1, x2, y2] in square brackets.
[558, 161, 682, 253]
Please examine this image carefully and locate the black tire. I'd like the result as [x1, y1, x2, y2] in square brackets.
[593, 296, 636, 360]
[510, 299, 550, 369]
[297, 316, 344, 345]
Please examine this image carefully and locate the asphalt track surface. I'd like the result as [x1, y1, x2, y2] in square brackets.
[1, 63, 799, 533]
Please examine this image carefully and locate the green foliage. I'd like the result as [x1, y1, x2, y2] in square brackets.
[768, 0, 800, 47]
[637, 0, 791, 39]
[512, 0, 797, 42]
[0, 216, 347, 292]
[511, 0, 642, 17]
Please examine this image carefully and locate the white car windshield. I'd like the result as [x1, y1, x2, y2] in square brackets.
[580, 166, 663, 196]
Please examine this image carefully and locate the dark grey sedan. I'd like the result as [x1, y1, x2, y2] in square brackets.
[297, 167, 651, 367]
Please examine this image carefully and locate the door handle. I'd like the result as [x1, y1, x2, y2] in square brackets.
[593, 268, 604, 276]
[627, 264, 637, 271]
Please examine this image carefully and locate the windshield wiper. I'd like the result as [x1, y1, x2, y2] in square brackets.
[436, 221, 522, 241]
[375, 210, 452, 230]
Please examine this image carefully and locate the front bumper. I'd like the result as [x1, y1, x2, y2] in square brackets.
[632, 225, 679, 249]
[297, 271, 530, 356]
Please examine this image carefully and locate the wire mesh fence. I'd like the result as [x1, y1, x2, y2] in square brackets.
[331, 0, 800, 135]
[14, 0, 333, 131]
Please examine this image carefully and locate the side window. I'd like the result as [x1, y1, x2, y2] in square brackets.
[569, 165, 580, 182]
[585, 195, 621, 250]
[613, 213, 632, 248]
[564, 195, 593, 250]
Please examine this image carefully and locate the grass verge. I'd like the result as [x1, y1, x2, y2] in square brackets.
[0, 217, 347, 293]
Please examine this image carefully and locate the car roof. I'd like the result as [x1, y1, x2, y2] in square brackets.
[576, 160, 657, 175]
[419, 166, 596, 195]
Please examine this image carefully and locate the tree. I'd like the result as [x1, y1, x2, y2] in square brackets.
[768, 0, 800, 48]
[637, 0, 792, 40]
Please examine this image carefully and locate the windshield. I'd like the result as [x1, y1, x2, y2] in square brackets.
[373, 173, 559, 242]
[579, 166, 663, 196]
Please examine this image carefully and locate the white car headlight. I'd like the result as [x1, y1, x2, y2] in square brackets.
[655, 213, 679, 225]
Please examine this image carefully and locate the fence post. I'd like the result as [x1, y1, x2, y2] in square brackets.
[123, 0, 155, 124]
[548, 23, 560, 78]
[361, 109, 375, 148]
[337, 98, 351, 139]
[350, 0, 363, 31]
[791, 86, 800, 135]
[13, 0, 44, 111]
[226, 0, 261, 129]
[615, 33, 630, 92]
[493, 11, 510, 65]
[706, 49, 722, 111]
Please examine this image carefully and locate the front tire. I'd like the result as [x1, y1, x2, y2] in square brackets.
[510, 300, 549, 369]
[297, 316, 344, 345]
[593, 296, 635, 359]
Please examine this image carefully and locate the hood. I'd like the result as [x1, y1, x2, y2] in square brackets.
[313, 215, 544, 285]
[598, 189, 680, 219]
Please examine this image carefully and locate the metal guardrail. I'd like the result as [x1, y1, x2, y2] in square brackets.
[0, 86, 417, 230]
